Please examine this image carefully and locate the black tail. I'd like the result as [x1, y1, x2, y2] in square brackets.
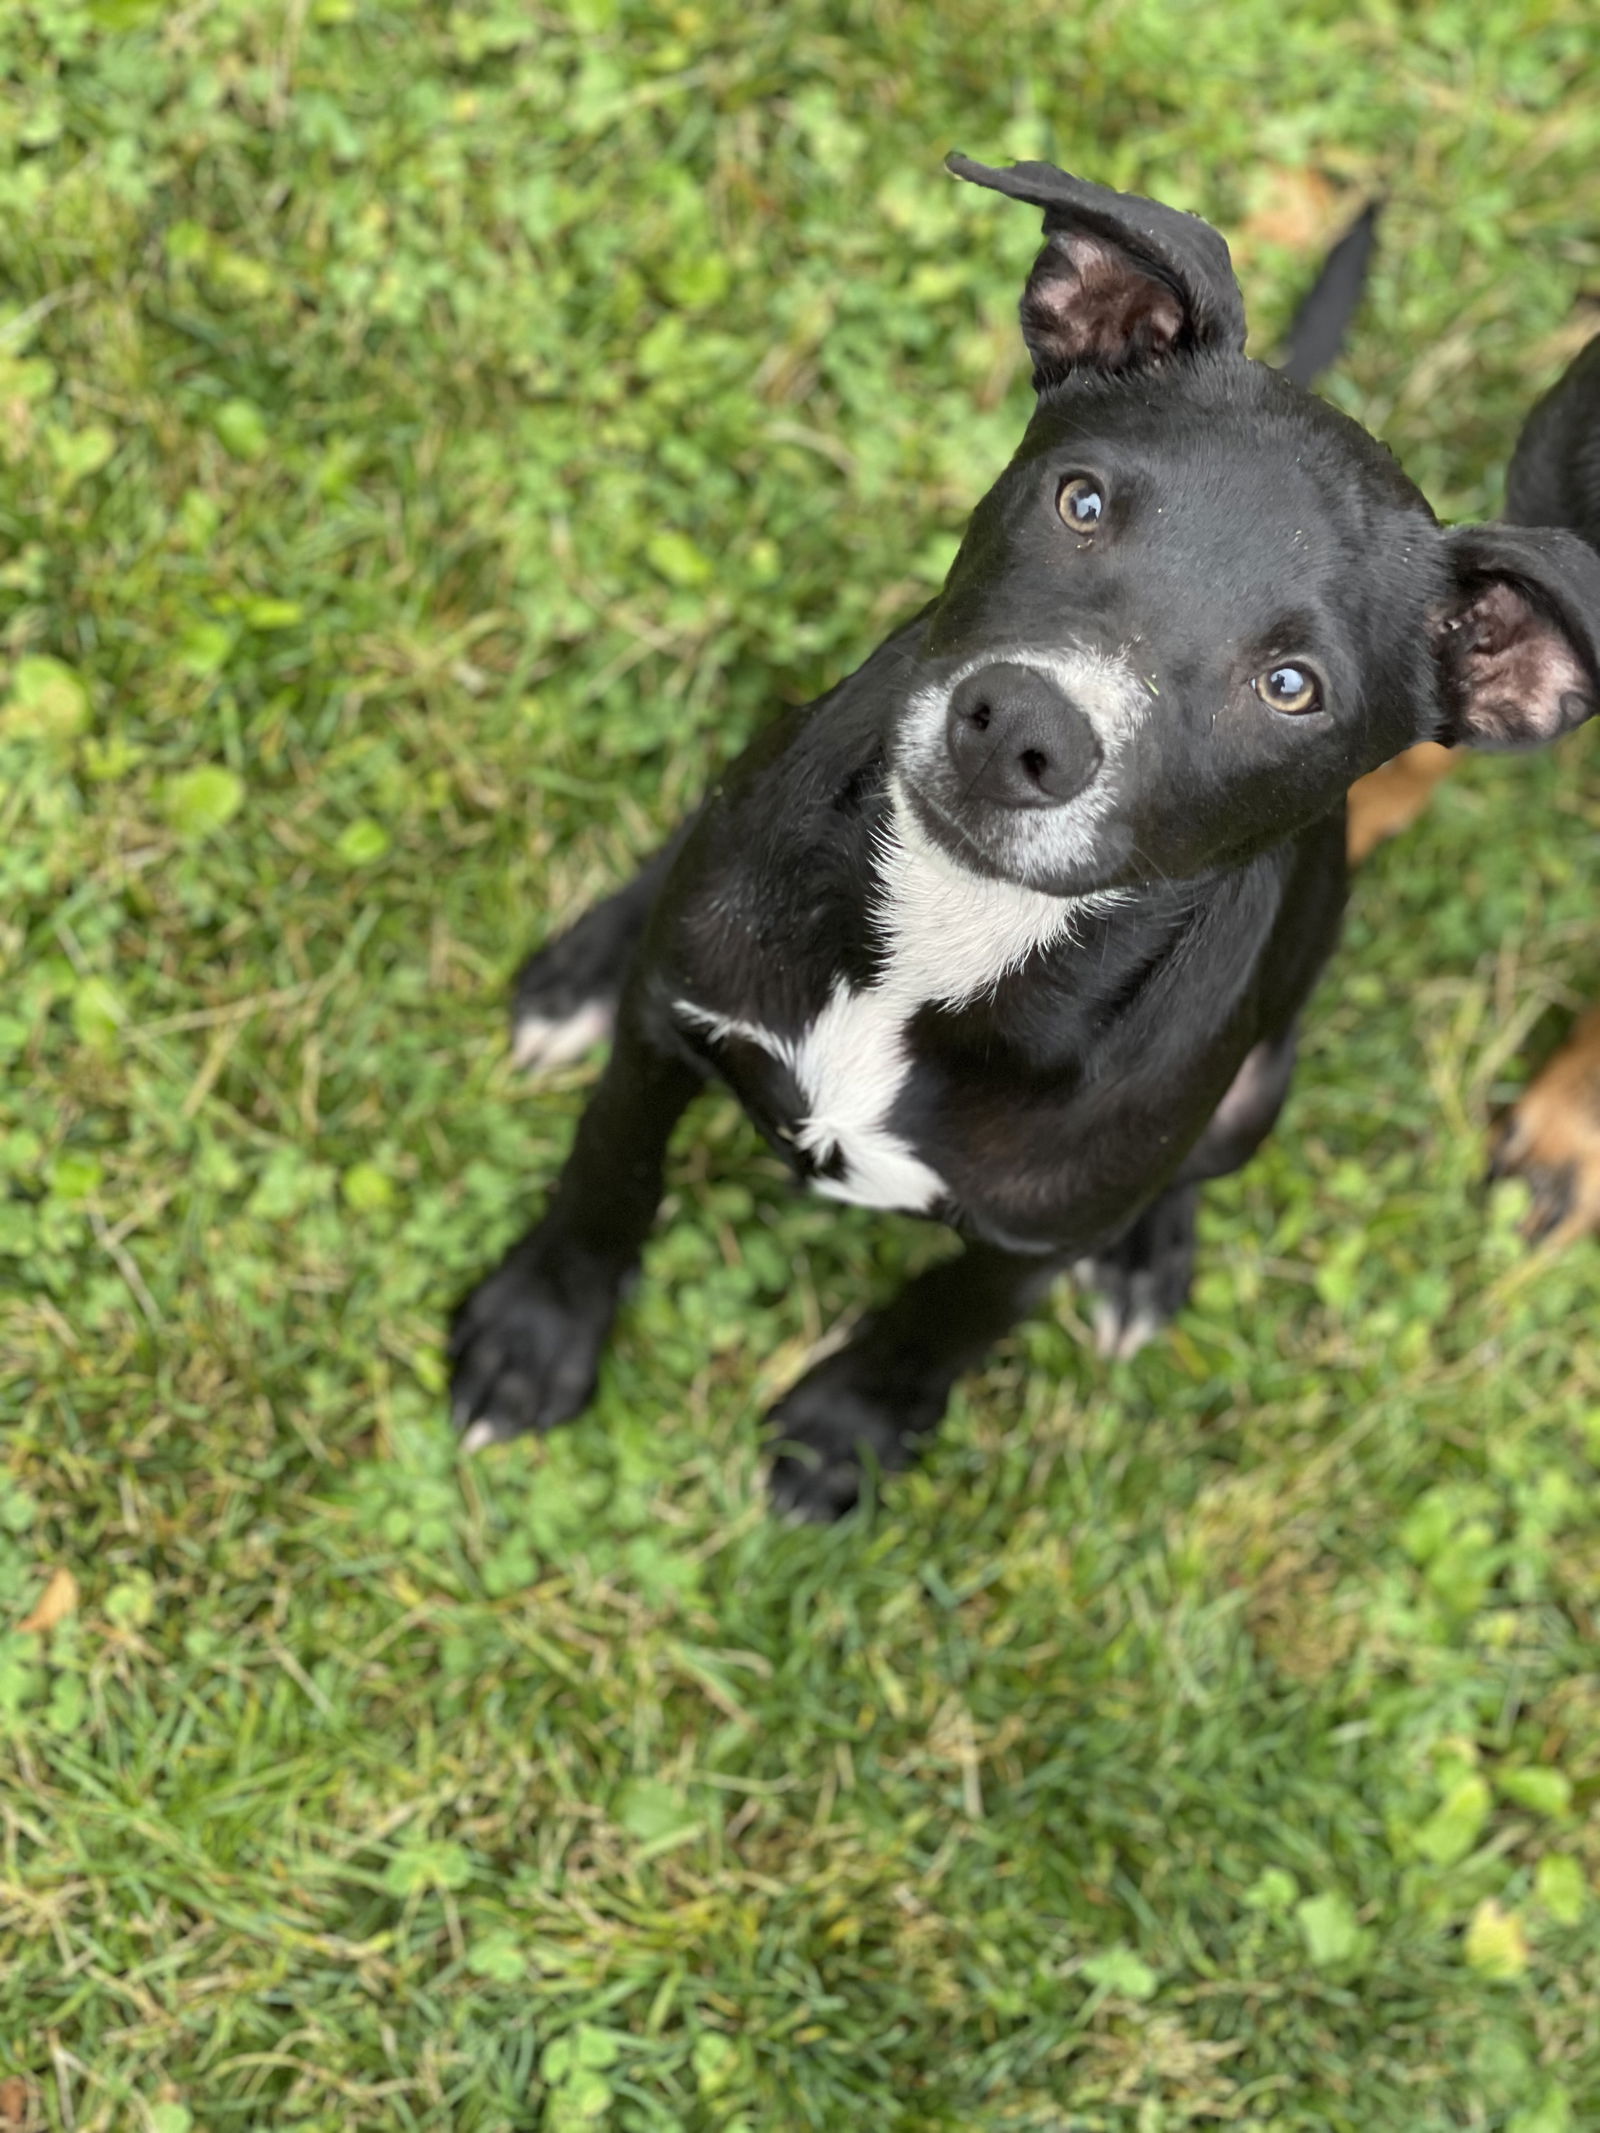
[1278, 201, 1381, 387]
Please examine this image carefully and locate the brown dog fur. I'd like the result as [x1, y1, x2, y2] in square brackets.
[1490, 1006, 1600, 1244]
[1344, 743, 1457, 865]
[1346, 748, 1600, 1243]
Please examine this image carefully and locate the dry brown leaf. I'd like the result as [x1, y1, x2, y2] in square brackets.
[1239, 166, 1341, 252]
[17, 1566, 79, 1635]
[0, 2074, 36, 2130]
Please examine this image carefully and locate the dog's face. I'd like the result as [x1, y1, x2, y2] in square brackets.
[892, 157, 1600, 897]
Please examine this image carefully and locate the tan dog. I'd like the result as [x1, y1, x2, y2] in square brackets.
[1345, 332, 1600, 1243]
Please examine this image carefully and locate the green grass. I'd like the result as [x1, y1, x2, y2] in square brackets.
[3, 1, 1600, 2127]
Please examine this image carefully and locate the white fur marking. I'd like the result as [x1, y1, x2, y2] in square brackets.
[677, 795, 1095, 1213]
[1090, 1297, 1162, 1362]
[894, 642, 1149, 886]
[512, 999, 614, 1075]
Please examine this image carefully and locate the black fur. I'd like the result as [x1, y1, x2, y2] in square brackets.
[454, 159, 1600, 1519]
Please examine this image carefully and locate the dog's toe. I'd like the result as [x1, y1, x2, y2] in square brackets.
[764, 1370, 933, 1522]
[1078, 1262, 1171, 1359]
[459, 1415, 511, 1454]
[1091, 1283, 1166, 1362]
[1076, 1191, 1196, 1361]
[768, 1443, 868, 1523]
[448, 1239, 618, 1443]
[1489, 1009, 1600, 1248]
[510, 997, 615, 1075]
[509, 918, 632, 1079]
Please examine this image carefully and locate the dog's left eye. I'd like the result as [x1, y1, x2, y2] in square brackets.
[1251, 664, 1322, 715]
[1056, 475, 1106, 533]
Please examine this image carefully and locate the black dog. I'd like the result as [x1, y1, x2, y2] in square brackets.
[450, 155, 1600, 1518]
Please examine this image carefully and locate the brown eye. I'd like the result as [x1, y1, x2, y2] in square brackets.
[1252, 663, 1322, 715]
[1056, 474, 1106, 534]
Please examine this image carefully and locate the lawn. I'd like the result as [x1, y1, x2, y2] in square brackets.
[3, 2, 1600, 2128]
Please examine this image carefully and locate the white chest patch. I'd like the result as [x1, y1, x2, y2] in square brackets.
[676, 795, 1093, 1213]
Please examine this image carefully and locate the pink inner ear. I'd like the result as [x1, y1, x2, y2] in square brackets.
[1025, 235, 1185, 371]
[1452, 579, 1595, 746]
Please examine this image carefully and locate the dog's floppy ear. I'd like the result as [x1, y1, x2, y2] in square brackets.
[1432, 523, 1600, 751]
[946, 151, 1247, 388]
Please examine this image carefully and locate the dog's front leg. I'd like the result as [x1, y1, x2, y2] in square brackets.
[511, 819, 696, 1074]
[767, 1240, 1070, 1521]
[1073, 1027, 1304, 1360]
[450, 1005, 702, 1448]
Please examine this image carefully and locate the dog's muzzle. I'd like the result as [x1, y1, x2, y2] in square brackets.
[944, 662, 1104, 808]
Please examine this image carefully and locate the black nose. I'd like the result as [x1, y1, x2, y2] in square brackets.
[944, 663, 1104, 808]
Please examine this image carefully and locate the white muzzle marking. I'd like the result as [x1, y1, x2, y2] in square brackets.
[895, 643, 1150, 886]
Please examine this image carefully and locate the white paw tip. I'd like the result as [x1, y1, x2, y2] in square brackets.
[1089, 1295, 1163, 1362]
[459, 1418, 501, 1455]
[1113, 1308, 1162, 1362]
[1090, 1295, 1124, 1360]
[511, 999, 614, 1074]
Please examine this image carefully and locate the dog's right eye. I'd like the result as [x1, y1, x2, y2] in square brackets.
[1056, 475, 1106, 533]
[1251, 664, 1323, 715]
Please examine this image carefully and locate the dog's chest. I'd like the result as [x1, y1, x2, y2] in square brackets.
[677, 809, 1084, 1213]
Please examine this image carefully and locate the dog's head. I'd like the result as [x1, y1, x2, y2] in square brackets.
[892, 155, 1600, 896]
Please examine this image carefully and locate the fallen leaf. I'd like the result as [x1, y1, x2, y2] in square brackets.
[1414, 1774, 1492, 1865]
[1464, 1898, 1529, 1980]
[1534, 1854, 1588, 1926]
[164, 764, 245, 840]
[1, 654, 90, 743]
[0, 2074, 35, 2128]
[1080, 1946, 1159, 2000]
[18, 1566, 79, 1635]
[1296, 1890, 1366, 1968]
[1239, 165, 1342, 252]
[1508, 2084, 1573, 2133]
[1497, 1765, 1573, 1818]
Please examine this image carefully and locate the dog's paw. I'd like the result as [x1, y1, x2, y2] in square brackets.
[511, 994, 615, 1075]
[510, 948, 616, 1076]
[1075, 1189, 1196, 1360]
[449, 1238, 620, 1448]
[1074, 1258, 1179, 1361]
[765, 1368, 938, 1522]
[1489, 1009, 1600, 1245]
[510, 923, 624, 1076]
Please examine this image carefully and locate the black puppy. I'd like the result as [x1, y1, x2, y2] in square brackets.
[450, 156, 1600, 1518]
